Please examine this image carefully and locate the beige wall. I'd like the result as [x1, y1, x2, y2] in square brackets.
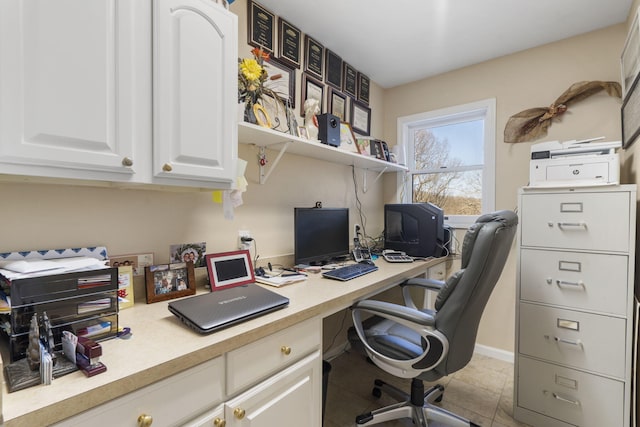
[383, 24, 627, 352]
[0, 2, 631, 357]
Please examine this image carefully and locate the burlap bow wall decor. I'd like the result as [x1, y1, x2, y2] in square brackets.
[503, 81, 622, 143]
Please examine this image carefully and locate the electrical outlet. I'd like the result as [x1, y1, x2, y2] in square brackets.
[238, 230, 252, 250]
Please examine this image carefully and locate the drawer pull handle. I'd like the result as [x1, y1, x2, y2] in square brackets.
[234, 408, 246, 420]
[556, 280, 584, 289]
[554, 336, 582, 347]
[137, 414, 153, 427]
[557, 222, 586, 229]
[281, 345, 292, 355]
[552, 392, 580, 406]
[214, 418, 226, 427]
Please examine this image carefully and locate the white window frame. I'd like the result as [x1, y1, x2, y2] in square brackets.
[396, 98, 496, 229]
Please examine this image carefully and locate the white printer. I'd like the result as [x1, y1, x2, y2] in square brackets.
[529, 137, 621, 187]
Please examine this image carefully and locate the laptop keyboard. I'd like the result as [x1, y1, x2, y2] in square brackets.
[322, 262, 378, 281]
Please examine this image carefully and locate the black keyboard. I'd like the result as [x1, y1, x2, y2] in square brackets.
[322, 262, 378, 281]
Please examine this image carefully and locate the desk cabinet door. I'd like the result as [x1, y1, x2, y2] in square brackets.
[225, 351, 321, 427]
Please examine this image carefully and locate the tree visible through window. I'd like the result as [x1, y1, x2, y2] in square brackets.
[398, 99, 495, 228]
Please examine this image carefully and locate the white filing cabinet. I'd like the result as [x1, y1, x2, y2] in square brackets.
[514, 185, 636, 427]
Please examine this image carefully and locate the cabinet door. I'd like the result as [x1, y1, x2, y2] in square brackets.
[153, 0, 237, 186]
[225, 351, 321, 427]
[0, 0, 151, 181]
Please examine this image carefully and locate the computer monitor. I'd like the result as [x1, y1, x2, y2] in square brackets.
[384, 203, 445, 258]
[294, 207, 350, 266]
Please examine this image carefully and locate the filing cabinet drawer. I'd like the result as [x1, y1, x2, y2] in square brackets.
[520, 191, 630, 252]
[226, 316, 320, 395]
[519, 303, 626, 378]
[517, 356, 624, 427]
[520, 249, 628, 315]
[55, 356, 225, 426]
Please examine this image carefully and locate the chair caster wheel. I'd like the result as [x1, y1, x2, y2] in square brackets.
[372, 387, 382, 398]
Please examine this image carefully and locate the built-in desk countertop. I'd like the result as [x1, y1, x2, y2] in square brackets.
[1, 258, 446, 426]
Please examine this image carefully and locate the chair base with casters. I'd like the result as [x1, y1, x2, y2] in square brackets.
[355, 377, 480, 427]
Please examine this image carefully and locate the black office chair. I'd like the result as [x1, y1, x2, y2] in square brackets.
[349, 210, 518, 426]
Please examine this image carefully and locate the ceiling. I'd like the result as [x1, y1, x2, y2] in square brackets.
[255, 0, 633, 88]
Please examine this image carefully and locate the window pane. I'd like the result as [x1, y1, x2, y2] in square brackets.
[412, 119, 484, 169]
[412, 169, 482, 216]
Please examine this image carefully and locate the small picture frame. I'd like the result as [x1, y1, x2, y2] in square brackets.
[328, 87, 348, 121]
[145, 262, 196, 304]
[298, 126, 309, 139]
[301, 73, 324, 117]
[351, 99, 371, 136]
[370, 139, 386, 160]
[247, 0, 275, 52]
[339, 122, 359, 153]
[206, 250, 256, 291]
[356, 138, 371, 155]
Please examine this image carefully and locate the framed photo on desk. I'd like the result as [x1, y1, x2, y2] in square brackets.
[206, 250, 256, 291]
[145, 262, 196, 304]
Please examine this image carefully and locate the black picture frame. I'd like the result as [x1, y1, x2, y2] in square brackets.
[622, 71, 640, 148]
[263, 56, 296, 109]
[328, 87, 348, 122]
[248, 1, 274, 52]
[351, 99, 371, 136]
[325, 49, 343, 90]
[357, 72, 370, 105]
[304, 35, 324, 80]
[301, 73, 324, 117]
[343, 63, 358, 98]
[278, 18, 301, 69]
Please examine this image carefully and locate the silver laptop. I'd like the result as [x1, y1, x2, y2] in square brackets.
[168, 284, 289, 334]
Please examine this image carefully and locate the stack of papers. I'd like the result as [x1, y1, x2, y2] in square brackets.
[255, 272, 307, 287]
[0, 257, 109, 281]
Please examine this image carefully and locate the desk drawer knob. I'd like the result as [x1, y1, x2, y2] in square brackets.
[281, 345, 292, 355]
[234, 408, 246, 419]
[214, 417, 226, 427]
[137, 414, 153, 426]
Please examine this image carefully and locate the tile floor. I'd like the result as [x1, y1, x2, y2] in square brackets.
[323, 349, 532, 427]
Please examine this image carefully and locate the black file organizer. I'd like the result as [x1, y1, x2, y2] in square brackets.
[1, 268, 119, 362]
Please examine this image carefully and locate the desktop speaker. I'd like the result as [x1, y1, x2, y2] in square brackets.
[317, 113, 340, 147]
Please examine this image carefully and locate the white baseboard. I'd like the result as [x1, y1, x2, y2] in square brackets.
[474, 344, 514, 364]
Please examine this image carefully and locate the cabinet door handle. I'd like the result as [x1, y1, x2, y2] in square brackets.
[162, 163, 173, 172]
[281, 345, 292, 355]
[213, 417, 226, 427]
[137, 414, 153, 427]
[234, 408, 246, 419]
[122, 157, 133, 167]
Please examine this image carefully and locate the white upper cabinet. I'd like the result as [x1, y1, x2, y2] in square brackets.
[153, 0, 237, 186]
[0, 0, 237, 189]
[0, 0, 151, 181]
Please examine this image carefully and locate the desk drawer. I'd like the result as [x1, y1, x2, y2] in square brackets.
[55, 356, 225, 426]
[519, 249, 628, 315]
[226, 316, 320, 395]
[520, 191, 630, 252]
[517, 356, 624, 427]
[519, 303, 626, 378]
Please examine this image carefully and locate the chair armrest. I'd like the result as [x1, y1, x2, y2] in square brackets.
[400, 278, 445, 310]
[352, 299, 435, 327]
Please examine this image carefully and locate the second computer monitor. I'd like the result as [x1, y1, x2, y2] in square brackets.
[384, 203, 444, 258]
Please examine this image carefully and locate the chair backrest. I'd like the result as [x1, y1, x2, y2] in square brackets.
[427, 210, 517, 378]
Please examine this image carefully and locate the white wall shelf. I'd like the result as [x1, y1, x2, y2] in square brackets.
[238, 122, 407, 187]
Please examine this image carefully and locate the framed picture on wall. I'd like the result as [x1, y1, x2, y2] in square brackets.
[622, 71, 640, 148]
[278, 18, 301, 69]
[325, 49, 343, 90]
[247, 1, 275, 52]
[622, 7, 640, 98]
[343, 62, 358, 98]
[328, 87, 347, 122]
[350, 99, 371, 136]
[304, 35, 324, 81]
[263, 56, 296, 108]
[357, 72, 370, 105]
[301, 73, 324, 117]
